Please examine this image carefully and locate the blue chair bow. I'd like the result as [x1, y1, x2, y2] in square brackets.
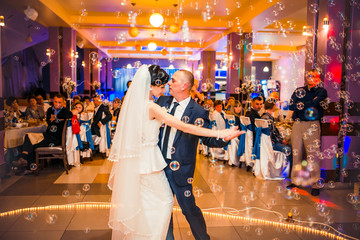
[252, 126, 270, 160]
[237, 124, 247, 157]
[67, 120, 83, 150]
[79, 120, 94, 150]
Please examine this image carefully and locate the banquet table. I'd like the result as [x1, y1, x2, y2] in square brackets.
[4, 124, 47, 149]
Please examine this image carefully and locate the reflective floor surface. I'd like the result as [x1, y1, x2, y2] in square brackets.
[0, 154, 359, 240]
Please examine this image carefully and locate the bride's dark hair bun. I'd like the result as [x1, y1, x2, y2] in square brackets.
[148, 64, 170, 86]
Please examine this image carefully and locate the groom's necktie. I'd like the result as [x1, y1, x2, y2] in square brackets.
[162, 102, 179, 158]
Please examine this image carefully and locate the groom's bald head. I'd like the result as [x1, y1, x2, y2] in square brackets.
[177, 70, 194, 91]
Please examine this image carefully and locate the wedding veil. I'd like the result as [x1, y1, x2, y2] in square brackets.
[108, 64, 152, 237]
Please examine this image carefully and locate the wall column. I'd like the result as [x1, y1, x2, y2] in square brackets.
[49, 27, 60, 97]
[83, 48, 91, 96]
[226, 32, 241, 97]
[61, 28, 77, 98]
[200, 51, 216, 93]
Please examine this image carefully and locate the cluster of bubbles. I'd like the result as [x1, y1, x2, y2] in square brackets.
[89, 51, 98, 66]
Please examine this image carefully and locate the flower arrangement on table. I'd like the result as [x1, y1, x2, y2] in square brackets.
[62, 77, 77, 98]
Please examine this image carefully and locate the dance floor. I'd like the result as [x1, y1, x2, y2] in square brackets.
[0, 154, 359, 240]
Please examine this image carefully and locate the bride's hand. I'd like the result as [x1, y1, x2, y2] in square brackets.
[219, 127, 246, 141]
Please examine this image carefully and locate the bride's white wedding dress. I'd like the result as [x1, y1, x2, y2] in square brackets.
[108, 100, 174, 240]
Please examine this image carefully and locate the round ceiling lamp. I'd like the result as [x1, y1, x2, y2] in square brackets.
[149, 13, 164, 27]
[148, 42, 157, 51]
[129, 27, 140, 37]
[169, 23, 180, 33]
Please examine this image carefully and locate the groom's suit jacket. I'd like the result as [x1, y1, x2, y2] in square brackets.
[157, 96, 229, 186]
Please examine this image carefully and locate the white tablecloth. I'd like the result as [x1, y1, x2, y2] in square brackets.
[4, 124, 47, 149]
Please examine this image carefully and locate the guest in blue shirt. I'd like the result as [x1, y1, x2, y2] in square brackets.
[287, 69, 327, 196]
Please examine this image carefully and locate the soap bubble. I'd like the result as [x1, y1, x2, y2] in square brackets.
[295, 88, 306, 98]
[45, 214, 58, 224]
[315, 178, 325, 188]
[62, 190, 70, 197]
[309, 3, 319, 13]
[328, 180, 336, 188]
[193, 187, 203, 197]
[194, 118, 204, 127]
[169, 161, 180, 171]
[182, 116, 190, 123]
[184, 190, 191, 197]
[255, 227, 263, 236]
[24, 212, 37, 222]
[296, 102, 304, 110]
[291, 207, 300, 216]
[82, 184, 90, 192]
[305, 107, 319, 120]
[30, 163, 38, 171]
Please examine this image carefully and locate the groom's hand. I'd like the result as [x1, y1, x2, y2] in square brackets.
[223, 129, 245, 141]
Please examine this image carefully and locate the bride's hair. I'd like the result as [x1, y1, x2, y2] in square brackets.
[148, 64, 170, 86]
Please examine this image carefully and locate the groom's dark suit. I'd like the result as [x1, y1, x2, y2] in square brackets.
[157, 96, 229, 240]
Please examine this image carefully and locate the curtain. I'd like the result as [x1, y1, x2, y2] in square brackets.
[2, 47, 41, 98]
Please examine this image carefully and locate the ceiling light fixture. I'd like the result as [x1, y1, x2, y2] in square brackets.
[148, 42, 157, 51]
[263, 66, 270, 72]
[149, 13, 164, 27]
[24, 6, 38, 21]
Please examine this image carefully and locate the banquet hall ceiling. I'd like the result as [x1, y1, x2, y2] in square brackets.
[6, 0, 307, 60]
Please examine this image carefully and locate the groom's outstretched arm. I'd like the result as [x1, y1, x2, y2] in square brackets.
[199, 109, 229, 148]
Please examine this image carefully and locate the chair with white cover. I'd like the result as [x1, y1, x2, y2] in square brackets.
[225, 114, 239, 166]
[92, 112, 111, 158]
[65, 120, 81, 167]
[79, 119, 94, 160]
[239, 116, 254, 168]
[35, 120, 69, 175]
[252, 119, 289, 180]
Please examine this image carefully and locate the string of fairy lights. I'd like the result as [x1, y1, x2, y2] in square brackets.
[0, 202, 357, 240]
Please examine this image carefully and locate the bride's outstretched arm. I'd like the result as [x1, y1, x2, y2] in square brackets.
[148, 102, 244, 140]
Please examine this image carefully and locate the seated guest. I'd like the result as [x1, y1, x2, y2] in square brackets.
[245, 96, 263, 172]
[122, 80, 132, 101]
[112, 97, 121, 123]
[83, 96, 95, 112]
[72, 101, 88, 120]
[91, 96, 112, 139]
[35, 93, 51, 113]
[25, 95, 45, 120]
[224, 96, 235, 111]
[73, 95, 81, 104]
[245, 96, 263, 144]
[261, 101, 292, 158]
[6, 97, 25, 119]
[190, 79, 204, 105]
[228, 100, 244, 117]
[12, 94, 73, 172]
[211, 100, 228, 162]
[203, 98, 214, 112]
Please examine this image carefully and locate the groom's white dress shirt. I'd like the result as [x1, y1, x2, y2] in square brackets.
[161, 96, 191, 159]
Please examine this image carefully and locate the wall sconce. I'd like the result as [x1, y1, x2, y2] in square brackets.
[263, 66, 270, 72]
[149, 13, 164, 27]
[97, 61, 102, 68]
[302, 26, 312, 36]
[82, 61, 85, 67]
[323, 17, 329, 31]
[0, 16, 4, 26]
[126, 63, 133, 69]
[198, 63, 204, 70]
[168, 64, 174, 69]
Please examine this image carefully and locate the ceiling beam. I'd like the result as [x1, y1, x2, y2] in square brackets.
[39, 0, 109, 56]
[71, 15, 228, 29]
[107, 50, 193, 55]
[99, 40, 201, 48]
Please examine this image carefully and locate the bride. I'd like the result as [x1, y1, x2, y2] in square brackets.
[108, 65, 242, 239]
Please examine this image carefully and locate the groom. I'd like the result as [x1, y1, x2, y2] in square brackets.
[157, 70, 231, 240]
